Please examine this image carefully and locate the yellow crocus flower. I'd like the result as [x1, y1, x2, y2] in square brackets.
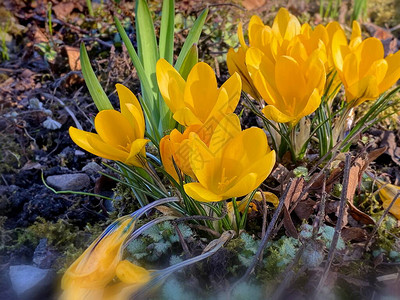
[69, 84, 148, 167]
[156, 59, 241, 128]
[61, 216, 151, 300]
[227, 8, 300, 99]
[332, 22, 400, 106]
[160, 125, 209, 181]
[183, 114, 276, 202]
[246, 46, 326, 126]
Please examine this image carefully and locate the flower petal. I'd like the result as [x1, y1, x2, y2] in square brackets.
[184, 182, 223, 202]
[184, 62, 219, 123]
[95, 110, 135, 148]
[262, 105, 294, 124]
[69, 127, 128, 162]
[156, 58, 186, 113]
[125, 138, 149, 167]
[116, 84, 145, 135]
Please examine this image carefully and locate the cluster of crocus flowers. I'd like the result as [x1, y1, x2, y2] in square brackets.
[69, 84, 148, 167]
[228, 7, 400, 125]
[332, 24, 400, 107]
[156, 59, 276, 202]
[61, 215, 151, 300]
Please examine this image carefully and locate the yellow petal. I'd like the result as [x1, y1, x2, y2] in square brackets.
[125, 138, 149, 167]
[116, 84, 145, 136]
[184, 182, 223, 202]
[125, 103, 145, 139]
[184, 62, 219, 123]
[246, 47, 280, 105]
[95, 110, 135, 148]
[223, 173, 258, 199]
[272, 8, 300, 42]
[209, 113, 241, 157]
[380, 51, 400, 92]
[350, 20, 362, 48]
[346, 75, 379, 105]
[262, 105, 294, 124]
[188, 132, 216, 188]
[160, 134, 179, 181]
[238, 22, 247, 49]
[227, 48, 259, 99]
[156, 58, 186, 112]
[356, 38, 384, 77]
[115, 260, 151, 284]
[254, 191, 280, 207]
[218, 72, 242, 114]
[173, 107, 202, 127]
[275, 55, 306, 101]
[87, 134, 129, 162]
[299, 89, 322, 120]
[343, 52, 360, 87]
[69, 127, 128, 162]
[332, 30, 350, 71]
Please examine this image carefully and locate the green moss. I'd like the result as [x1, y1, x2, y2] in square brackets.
[111, 182, 141, 217]
[368, 0, 400, 27]
[0, 132, 26, 173]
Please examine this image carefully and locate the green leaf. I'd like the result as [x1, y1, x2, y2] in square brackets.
[135, 0, 159, 104]
[114, 17, 160, 142]
[80, 43, 113, 111]
[174, 8, 208, 71]
[159, 0, 175, 64]
[178, 44, 198, 80]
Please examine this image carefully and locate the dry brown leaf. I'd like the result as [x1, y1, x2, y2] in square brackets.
[294, 199, 316, 220]
[65, 46, 81, 71]
[33, 26, 48, 44]
[242, 0, 267, 10]
[284, 177, 305, 209]
[347, 201, 375, 225]
[283, 206, 298, 238]
[341, 227, 368, 242]
[53, 2, 75, 20]
[155, 205, 183, 217]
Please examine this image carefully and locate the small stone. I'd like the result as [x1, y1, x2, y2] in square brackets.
[74, 150, 85, 156]
[46, 173, 90, 191]
[9, 265, 55, 298]
[82, 161, 103, 175]
[33, 239, 58, 269]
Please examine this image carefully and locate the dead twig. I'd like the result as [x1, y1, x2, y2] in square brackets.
[229, 181, 292, 293]
[172, 222, 191, 258]
[313, 153, 352, 298]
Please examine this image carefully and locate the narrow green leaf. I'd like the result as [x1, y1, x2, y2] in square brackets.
[114, 16, 160, 142]
[80, 43, 113, 111]
[178, 44, 198, 80]
[159, 0, 175, 64]
[136, 0, 159, 103]
[175, 8, 208, 71]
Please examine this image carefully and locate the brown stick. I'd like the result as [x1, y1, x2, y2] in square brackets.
[313, 153, 352, 298]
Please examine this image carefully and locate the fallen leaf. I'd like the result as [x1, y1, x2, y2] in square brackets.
[155, 205, 183, 217]
[347, 201, 375, 225]
[53, 2, 75, 20]
[294, 199, 316, 220]
[283, 206, 298, 238]
[381, 131, 400, 166]
[341, 227, 367, 242]
[242, 0, 267, 10]
[65, 46, 81, 71]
